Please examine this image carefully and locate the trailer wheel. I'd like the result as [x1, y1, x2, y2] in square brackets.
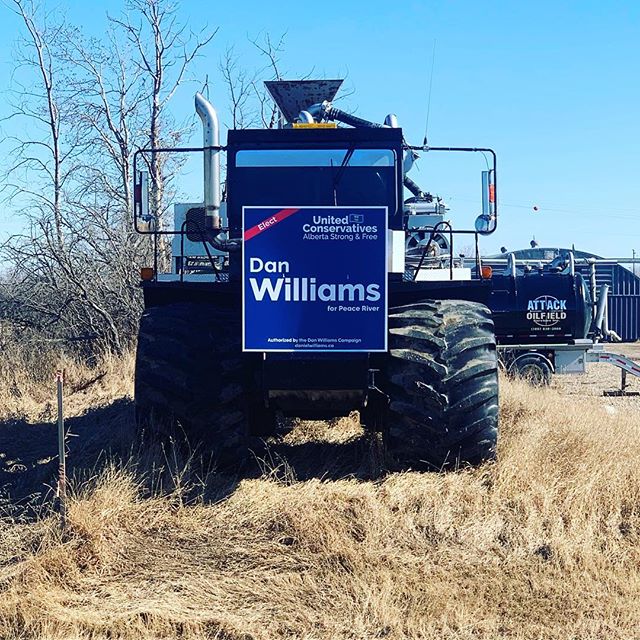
[384, 300, 499, 469]
[509, 353, 553, 386]
[135, 303, 271, 457]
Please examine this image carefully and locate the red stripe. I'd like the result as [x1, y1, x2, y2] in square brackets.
[244, 208, 300, 240]
[598, 353, 640, 375]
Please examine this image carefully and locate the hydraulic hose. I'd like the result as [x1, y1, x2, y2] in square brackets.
[322, 104, 385, 129]
[210, 234, 242, 252]
[404, 176, 427, 199]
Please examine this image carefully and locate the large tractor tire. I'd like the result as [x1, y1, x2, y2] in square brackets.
[383, 300, 499, 469]
[135, 303, 270, 457]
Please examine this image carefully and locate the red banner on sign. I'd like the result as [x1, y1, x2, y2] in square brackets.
[244, 208, 300, 241]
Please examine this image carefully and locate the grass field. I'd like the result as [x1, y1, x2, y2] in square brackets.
[1, 346, 639, 639]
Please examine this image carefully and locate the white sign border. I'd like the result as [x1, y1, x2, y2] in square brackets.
[242, 205, 389, 353]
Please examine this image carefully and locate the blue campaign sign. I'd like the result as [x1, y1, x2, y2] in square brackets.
[242, 206, 388, 352]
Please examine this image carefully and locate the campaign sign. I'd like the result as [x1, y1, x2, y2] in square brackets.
[242, 206, 387, 352]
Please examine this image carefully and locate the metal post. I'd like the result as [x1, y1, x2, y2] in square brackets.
[589, 260, 597, 319]
[56, 370, 67, 529]
[593, 284, 609, 337]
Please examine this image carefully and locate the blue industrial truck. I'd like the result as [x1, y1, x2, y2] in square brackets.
[132, 80, 500, 468]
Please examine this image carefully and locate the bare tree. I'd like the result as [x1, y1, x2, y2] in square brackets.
[216, 32, 288, 133]
[252, 33, 287, 129]
[58, 27, 146, 222]
[111, 0, 216, 223]
[3, 0, 82, 251]
[1, 0, 216, 354]
[1, 0, 300, 357]
[219, 46, 256, 129]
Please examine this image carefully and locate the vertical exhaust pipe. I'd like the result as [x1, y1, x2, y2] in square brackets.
[594, 283, 609, 334]
[592, 283, 620, 342]
[195, 93, 221, 229]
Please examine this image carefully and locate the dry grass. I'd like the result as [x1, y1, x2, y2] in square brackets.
[0, 337, 134, 422]
[1, 349, 640, 638]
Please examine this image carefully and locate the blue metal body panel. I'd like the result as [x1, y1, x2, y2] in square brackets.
[578, 263, 640, 341]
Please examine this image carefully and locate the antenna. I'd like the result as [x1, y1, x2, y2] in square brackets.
[422, 40, 437, 146]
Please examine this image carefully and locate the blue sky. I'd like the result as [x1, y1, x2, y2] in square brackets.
[1, 0, 639, 257]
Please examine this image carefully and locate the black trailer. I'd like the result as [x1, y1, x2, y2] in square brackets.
[483, 252, 640, 390]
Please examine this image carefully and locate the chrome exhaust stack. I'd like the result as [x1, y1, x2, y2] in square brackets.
[195, 93, 221, 229]
[593, 284, 622, 342]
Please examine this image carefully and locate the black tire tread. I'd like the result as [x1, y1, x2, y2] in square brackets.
[385, 299, 499, 468]
[134, 303, 256, 456]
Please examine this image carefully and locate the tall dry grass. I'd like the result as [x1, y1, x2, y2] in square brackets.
[0, 331, 134, 421]
[1, 356, 640, 638]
